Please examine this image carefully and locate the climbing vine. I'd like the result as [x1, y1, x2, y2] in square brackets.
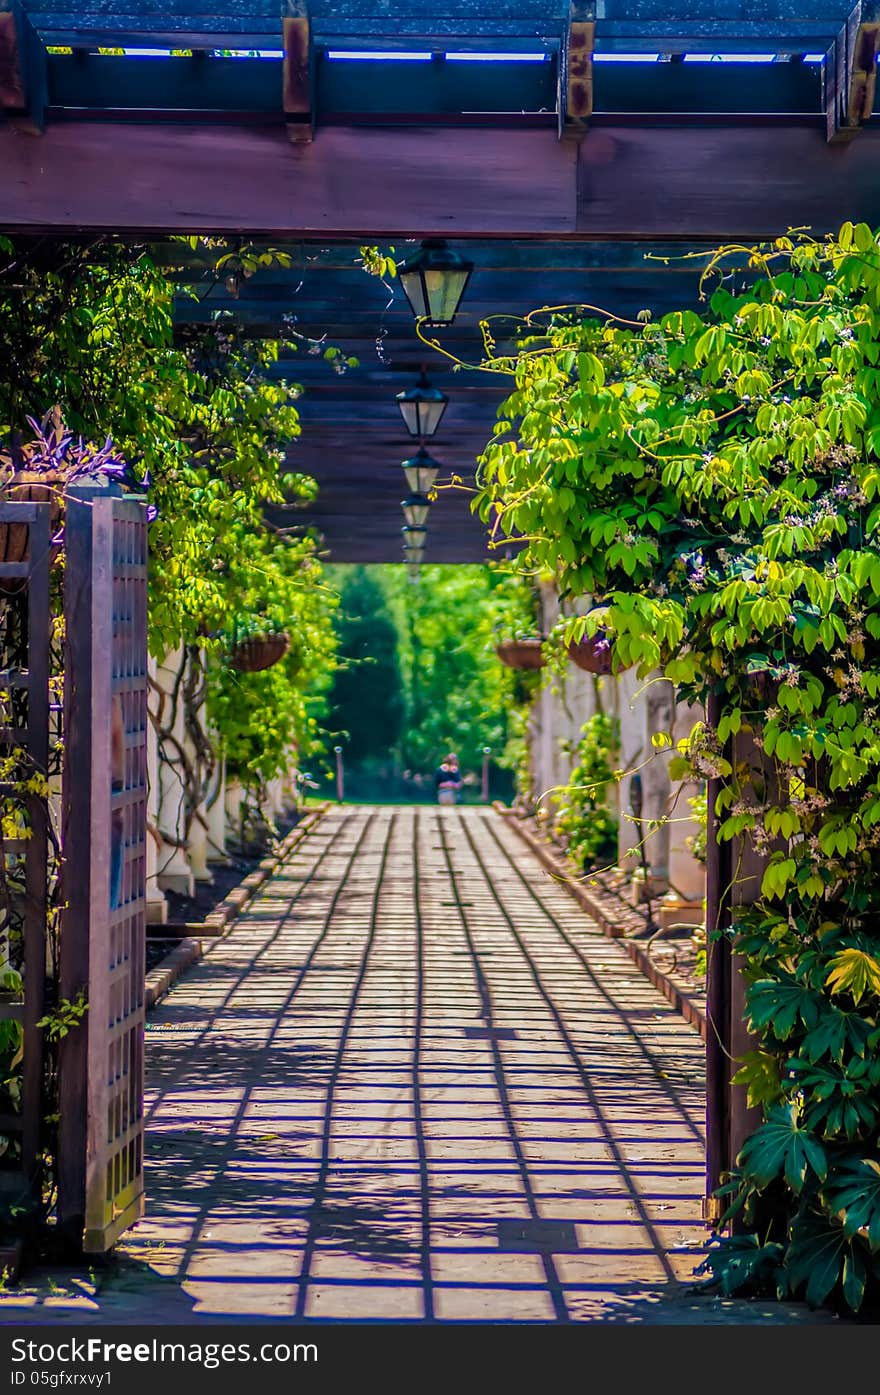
[473, 222, 880, 1313]
[554, 713, 620, 871]
[0, 233, 339, 798]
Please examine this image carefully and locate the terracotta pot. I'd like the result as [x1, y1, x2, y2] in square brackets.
[0, 471, 63, 557]
[229, 632, 290, 673]
[495, 638, 545, 670]
[566, 634, 614, 674]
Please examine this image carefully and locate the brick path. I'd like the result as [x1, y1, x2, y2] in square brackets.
[132, 804, 709, 1322]
[1, 807, 831, 1324]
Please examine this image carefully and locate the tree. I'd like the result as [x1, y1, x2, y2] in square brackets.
[383, 563, 535, 779]
[327, 566, 405, 767]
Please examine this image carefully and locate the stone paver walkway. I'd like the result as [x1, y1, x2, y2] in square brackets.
[1, 807, 832, 1324]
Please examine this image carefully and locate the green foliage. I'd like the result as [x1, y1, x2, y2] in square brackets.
[389, 564, 536, 777]
[327, 567, 405, 767]
[0, 235, 338, 779]
[324, 563, 534, 782]
[472, 221, 880, 1312]
[36, 991, 88, 1043]
[209, 539, 338, 788]
[554, 713, 620, 869]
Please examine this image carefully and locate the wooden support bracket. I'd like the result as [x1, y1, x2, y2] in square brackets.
[558, 0, 595, 140]
[824, 0, 880, 142]
[282, 0, 315, 143]
[0, 0, 46, 133]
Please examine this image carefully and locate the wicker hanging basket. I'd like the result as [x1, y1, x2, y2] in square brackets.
[229, 632, 291, 673]
[495, 638, 545, 670]
[566, 634, 615, 674]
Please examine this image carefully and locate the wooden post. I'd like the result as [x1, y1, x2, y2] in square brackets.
[57, 496, 97, 1242]
[825, 1, 880, 142]
[704, 689, 733, 1222]
[58, 495, 148, 1252]
[21, 506, 49, 1192]
[704, 689, 781, 1223]
[558, 1, 595, 140]
[282, 0, 314, 143]
[0, 1, 46, 133]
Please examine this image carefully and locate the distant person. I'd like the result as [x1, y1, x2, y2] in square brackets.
[435, 752, 463, 806]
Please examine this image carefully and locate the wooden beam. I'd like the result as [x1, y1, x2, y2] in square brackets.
[0, 0, 46, 133]
[558, 1, 594, 141]
[824, 0, 880, 142]
[4, 120, 880, 239]
[282, 0, 314, 143]
[0, 123, 577, 235]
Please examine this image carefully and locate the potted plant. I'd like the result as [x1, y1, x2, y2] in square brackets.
[0, 410, 143, 579]
[228, 617, 291, 673]
[567, 632, 614, 674]
[564, 613, 633, 675]
[494, 633, 546, 670]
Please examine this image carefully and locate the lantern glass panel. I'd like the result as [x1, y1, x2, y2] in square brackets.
[404, 462, 438, 494]
[422, 267, 470, 325]
[396, 385, 448, 439]
[402, 493, 431, 528]
[399, 267, 429, 321]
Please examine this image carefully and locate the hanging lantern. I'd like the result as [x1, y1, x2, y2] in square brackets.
[401, 447, 440, 495]
[402, 523, 428, 551]
[397, 240, 473, 327]
[401, 492, 431, 528]
[395, 370, 449, 439]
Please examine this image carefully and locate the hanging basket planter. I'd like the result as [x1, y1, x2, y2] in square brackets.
[229, 632, 291, 673]
[566, 633, 615, 674]
[495, 638, 545, 670]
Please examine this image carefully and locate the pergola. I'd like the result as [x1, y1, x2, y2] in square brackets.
[3, 1, 880, 561]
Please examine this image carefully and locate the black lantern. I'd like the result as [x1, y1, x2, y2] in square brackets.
[396, 370, 449, 439]
[402, 523, 428, 550]
[402, 492, 431, 528]
[401, 447, 440, 495]
[397, 240, 473, 327]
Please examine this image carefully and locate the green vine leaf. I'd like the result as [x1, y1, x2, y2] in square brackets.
[825, 947, 880, 1005]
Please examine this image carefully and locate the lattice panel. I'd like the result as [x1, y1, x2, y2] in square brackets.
[93, 503, 148, 1249]
[59, 494, 148, 1253]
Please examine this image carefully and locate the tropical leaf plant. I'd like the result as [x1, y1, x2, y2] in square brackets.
[821, 1156, 880, 1252]
[736, 1104, 827, 1193]
[784, 1208, 873, 1311]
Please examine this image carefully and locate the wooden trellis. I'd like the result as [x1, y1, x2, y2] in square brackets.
[59, 495, 148, 1252]
[0, 502, 50, 1216]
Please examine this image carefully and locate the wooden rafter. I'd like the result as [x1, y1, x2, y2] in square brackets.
[0, 0, 46, 133]
[282, 0, 315, 142]
[558, 0, 595, 140]
[825, 0, 880, 142]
